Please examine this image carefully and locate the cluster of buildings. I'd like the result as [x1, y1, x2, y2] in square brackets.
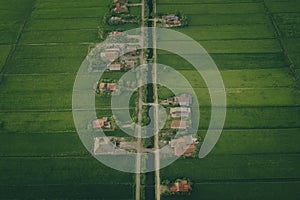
[99, 82, 117, 92]
[108, 0, 139, 25]
[160, 93, 198, 157]
[169, 179, 192, 193]
[158, 14, 182, 27]
[162, 93, 193, 129]
[92, 117, 112, 129]
[100, 35, 140, 72]
[112, 0, 128, 13]
[93, 137, 126, 155]
[170, 135, 197, 157]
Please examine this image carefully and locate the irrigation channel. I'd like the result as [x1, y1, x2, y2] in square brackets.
[144, 1, 155, 200]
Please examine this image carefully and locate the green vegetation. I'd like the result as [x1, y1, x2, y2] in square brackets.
[0, 0, 135, 199]
[0, 0, 299, 199]
[157, 0, 300, 199]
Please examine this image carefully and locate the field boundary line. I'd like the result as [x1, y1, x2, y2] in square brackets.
[262, 0, 300, 88]
[0, 0, 36, 79]
[195, 178, 300, 184]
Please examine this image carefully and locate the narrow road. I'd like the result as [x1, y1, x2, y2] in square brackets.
[152, 0, 161, 200]
[135, 1, 145, 200]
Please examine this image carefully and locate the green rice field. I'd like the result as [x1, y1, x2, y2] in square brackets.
[0, 0, 299, 199]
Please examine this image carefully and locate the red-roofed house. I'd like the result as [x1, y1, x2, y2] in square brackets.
[169, 179, 191, 193]
[92, 117, 111, 129]
[99, 82, 117, 92]
[171, 120, 188, 129]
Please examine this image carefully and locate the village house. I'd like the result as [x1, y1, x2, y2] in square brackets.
[126, 45, 139, 56]
[163, 94, 192, 106]
[93, 137, 126, 155]
[112, 0, 128, 13]
[101, 48, 120, 61]
[99, 82, 117, 92]
[108, 62, 122, 71]
[108, 31, 122, 37]
[169, 179, 191, 193]
[121, 57, 138, 68]
[171, 120, 188, 129]
[92, 117, 111, 129]
[94, 137, 116, 154]
[175, 94, 192, 106]
[169, 135, 197, 156]
[170, 107, 191, 118]
[162, 14, 181, 27]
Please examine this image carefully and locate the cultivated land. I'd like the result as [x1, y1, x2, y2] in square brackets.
[156, 0, 300, 199]
[0, 0, 135, 199]
[0, 0, 300, 199]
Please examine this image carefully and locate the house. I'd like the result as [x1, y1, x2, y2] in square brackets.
[169, 179, 191, 193]
[101, 48, 120, 61]
[174, 94, 192, 106]
[108, 31, 122, 37]
[108, 62, 122, 71]
[94, 137, 116, 154]
[162, 14, 181, 27]
[169, 135, 196, 156]
[171, 120, 188, 129]
[113, 4, 127, 13]
[184, 144, 197, 157]
[112, 0, 128, 13]
[162, 94, 192, 106]
[170, 107, 191, 118]
[99, 82, 117, 92]
[121, 57, 137, 68]
[163, 14, 179, 21]
[109, 16, 122, 24]
[126, 45, 138, 55]
[92, 117, 111, 129]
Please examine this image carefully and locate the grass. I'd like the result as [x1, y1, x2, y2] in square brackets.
[193, 88, 300, 107]
[26, 18, 101, 31]
[264, 1, 300, 13]
[5, 57, 84, 74]
[0, 45, 11, 71]
[0, 132, 87, 156]
[0, 184, 134, 200]
[158, 52, 288, 70]
[20, 29, 100, 44]
[164, 24, 276, 40]
[200, 106, 300, 129]
[186, 13, 270, 26]
[156, 2, 300, 199]
[0, 0, 300, 199]
[160, 69, 295, 89]
[157, 0, 261, 4]
[157, 3, 265, 15]
[12, 44, 88, 59]
[161, 154, 300, 182]
[162, 182, 300, 200]
[31, 7, 108, 19]
[0, 157, 133, 185]
[273, 13, 300, 25]
[35, 0, 111, 9]
[0, 111, 76, 133]
[201, 128, 300, 155]
[158, 39, 282, 54]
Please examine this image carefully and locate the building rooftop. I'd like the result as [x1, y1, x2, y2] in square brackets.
[169, 179, 191, 192]
[171, 120, 188, 129]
